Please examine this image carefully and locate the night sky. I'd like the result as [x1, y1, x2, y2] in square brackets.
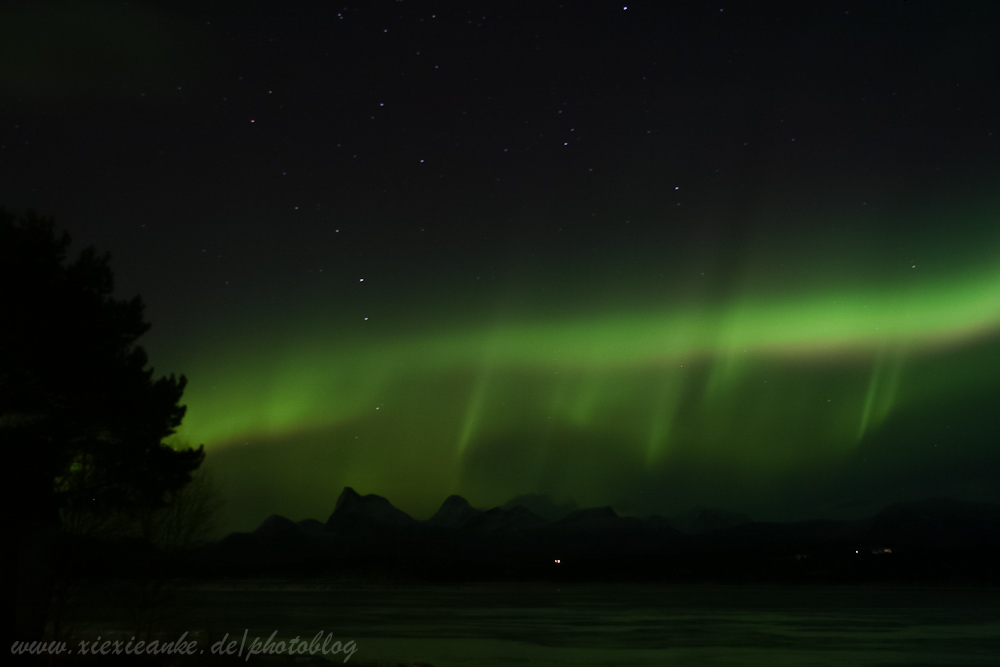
[5, 0, 1000, 533]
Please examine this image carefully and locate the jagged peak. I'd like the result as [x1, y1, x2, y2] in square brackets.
[328, 486, 414, 526]
[427, 494, 483, 527]
[440, 494, 473, 509]
[335, 486, 395, 511]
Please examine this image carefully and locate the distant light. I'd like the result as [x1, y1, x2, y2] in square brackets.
[554, 559, 561, 564]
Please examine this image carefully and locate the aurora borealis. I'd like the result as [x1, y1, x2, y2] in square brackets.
[5, 1, 999, 532]
[156, 198, 1000, 529]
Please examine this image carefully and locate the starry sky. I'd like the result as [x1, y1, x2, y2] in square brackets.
[4, 0, 1000, 533]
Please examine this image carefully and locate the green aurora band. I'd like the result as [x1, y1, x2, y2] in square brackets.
[155, 196, 1000, 526]
[165, 254, 1000, 522]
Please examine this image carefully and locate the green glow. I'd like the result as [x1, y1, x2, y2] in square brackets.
[645, 373, 682, 464]
[174, 258, 1000, 448]
[458, 364, 494, 456]
[156, 202, 1000, 526]
[858, 345, 907, 441]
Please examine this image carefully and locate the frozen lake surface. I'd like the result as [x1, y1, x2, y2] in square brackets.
[73, 582, 1000, 666]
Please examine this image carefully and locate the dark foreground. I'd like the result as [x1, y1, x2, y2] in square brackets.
[39, 581, 1000, 667]
[194, 492, 1000, 585]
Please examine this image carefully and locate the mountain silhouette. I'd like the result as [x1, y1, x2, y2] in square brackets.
[427, 494, 483, 528]
[199, 489, 1000, 584]
[326, 486, 417, 529]
[460, 505, 548, 534]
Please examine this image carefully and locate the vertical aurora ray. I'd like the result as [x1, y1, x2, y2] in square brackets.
[858, 344, 907, 442]
[457, 367, 493, 456]
[538, 375, 569, 453]
[645, 370, 683, 465]
[564, 372, 604, 429]
[456, 328, 506, 456]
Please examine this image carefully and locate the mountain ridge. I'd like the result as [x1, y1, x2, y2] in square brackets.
[202, 491, 1000, 584]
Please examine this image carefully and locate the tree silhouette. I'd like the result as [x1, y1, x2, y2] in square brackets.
[2, 209, 204, 638]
